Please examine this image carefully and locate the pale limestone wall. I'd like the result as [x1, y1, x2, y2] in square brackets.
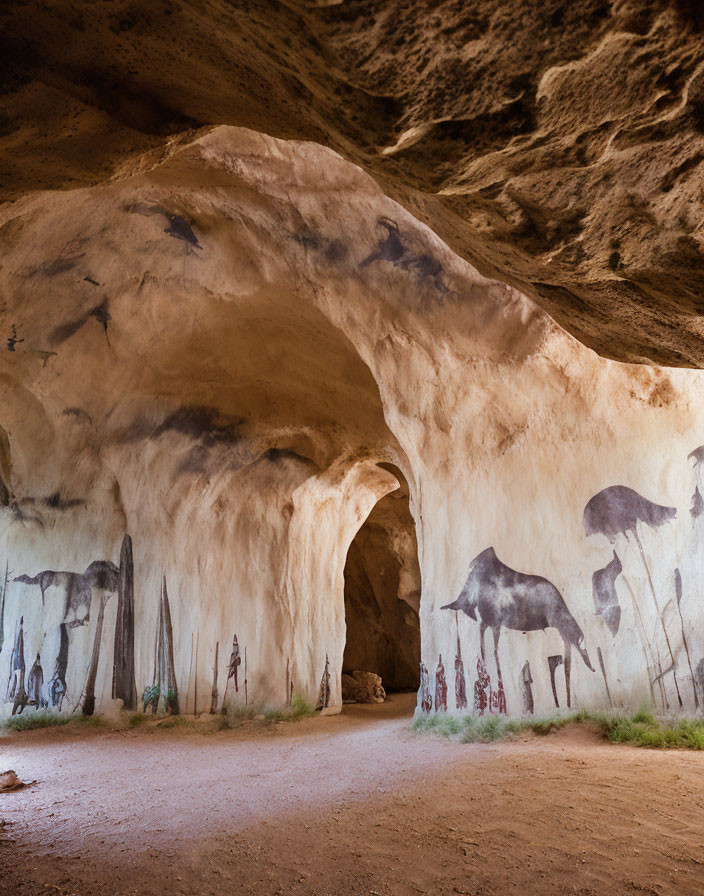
[0, 127, 702, 720]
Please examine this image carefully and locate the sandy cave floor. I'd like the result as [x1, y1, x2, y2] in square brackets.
[0, 695, 703, 896]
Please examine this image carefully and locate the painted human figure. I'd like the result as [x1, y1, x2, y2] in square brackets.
[143, 684, 160, 714]
[316, 653, 330, 711]
[435, 654, 448, 712]
[474, 656, 490, 715]
[227, 634, 241, 692]
[419, 661, 432, 713]
[454, 627, 467, 710]
[6, 616, 26, 706]
[521, 661, 534, 715]
[47, 623, 69, 709]
[27, 653, 45, 709]
[491, 673, 507, 715]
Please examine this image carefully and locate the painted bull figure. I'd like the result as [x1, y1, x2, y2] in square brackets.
[442, 547, 594, 707]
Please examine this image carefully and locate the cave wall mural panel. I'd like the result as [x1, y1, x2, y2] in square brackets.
[0, 128, 703, 720]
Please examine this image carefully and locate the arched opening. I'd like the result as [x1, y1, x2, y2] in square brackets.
[341, 466, 420, 703]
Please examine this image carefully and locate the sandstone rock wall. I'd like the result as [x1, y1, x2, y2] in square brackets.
[0, 127, 702, 720]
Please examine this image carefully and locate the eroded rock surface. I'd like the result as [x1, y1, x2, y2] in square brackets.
[2, 2, 704, 364]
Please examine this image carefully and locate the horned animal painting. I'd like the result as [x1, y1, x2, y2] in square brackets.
[442, 546, 594, 708]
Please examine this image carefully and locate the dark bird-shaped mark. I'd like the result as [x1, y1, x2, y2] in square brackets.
[361, 217, 447, 293]
[50, 301, 111, 347]
[90, 301, 111, 345]
[7, 325, 24, 352]
[442, 546, 593, 708]
[164, 213, 201, 248]
[592, 550, 622, 636]
[128, 202, 202, 250]
[583, 485, 676, 542]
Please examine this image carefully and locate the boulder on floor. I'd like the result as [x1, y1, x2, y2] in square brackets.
[342, 670, 386, 704]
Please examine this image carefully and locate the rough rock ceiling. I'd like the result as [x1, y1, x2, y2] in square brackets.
[2, 1, 703, 366]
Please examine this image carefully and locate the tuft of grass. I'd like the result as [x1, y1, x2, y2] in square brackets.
[414, 706, 704, 750]
[604, 714, 704, 749]
[128, 713, 147, 728]
[2, 712, 73, 731]
[264, 694, 316, 723]
[2, 711, 106, 731]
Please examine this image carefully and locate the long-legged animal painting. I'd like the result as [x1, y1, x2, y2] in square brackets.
[442, 546, 594, 708]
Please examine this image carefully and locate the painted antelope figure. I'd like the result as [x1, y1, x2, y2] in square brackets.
[442, 547, 594, 707]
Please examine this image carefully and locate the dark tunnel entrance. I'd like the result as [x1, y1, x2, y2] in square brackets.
[342, 469, 421, 700]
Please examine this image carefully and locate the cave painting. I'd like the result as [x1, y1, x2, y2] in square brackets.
[520, 661, 534, 715]
[419, 661, 432, 713]
[443, 546, 593, 709]
[210, 641, 219, 714]
[548, 655, 564, 708]
[15, 560, 119, 625]
[473, 657, 491, 715]
[221, 633, 244, 711]
[454, 618, 468, 710]
[597, 648, 613, 707]
[144, 576, 179, 714]
[360, 217, 448, 293]
[154, 576, 179, 714]
[689, 446, 704, 518]
[434, 654, 447, 712]
[112, 534, 137, 710]
[592, 551, 622, 636]
[316, 653, 331, 711]
[14, 554, 121, 714]
[129, 202, 202, 250]
[5, 616, 26, 714]
[583, 485, 684, 709]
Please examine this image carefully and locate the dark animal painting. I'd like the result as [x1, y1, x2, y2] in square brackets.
[129, 203, 202, 249]
[592, 551, 622, 635]
[15, 560, 119, 626]
[361, 218, 448, 293]
[689, 447, 704, 518]
[584, 485, 681, 707]
[442, 547, 593, 708]
[583, 485, 676, 543]
[112, 534, 137, 710]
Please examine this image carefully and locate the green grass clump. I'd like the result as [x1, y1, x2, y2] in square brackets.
[2, 711, 106, 731]
[264, 694, 316, 722]
[414, 705, 704, 750]
[604, 713, 704, 749]
[2, 712, 72, 731]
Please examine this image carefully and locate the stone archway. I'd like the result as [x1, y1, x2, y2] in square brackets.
[342, 469, 421, 696]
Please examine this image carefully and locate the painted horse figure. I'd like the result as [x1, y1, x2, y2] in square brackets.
[442, 547, 594, 707]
